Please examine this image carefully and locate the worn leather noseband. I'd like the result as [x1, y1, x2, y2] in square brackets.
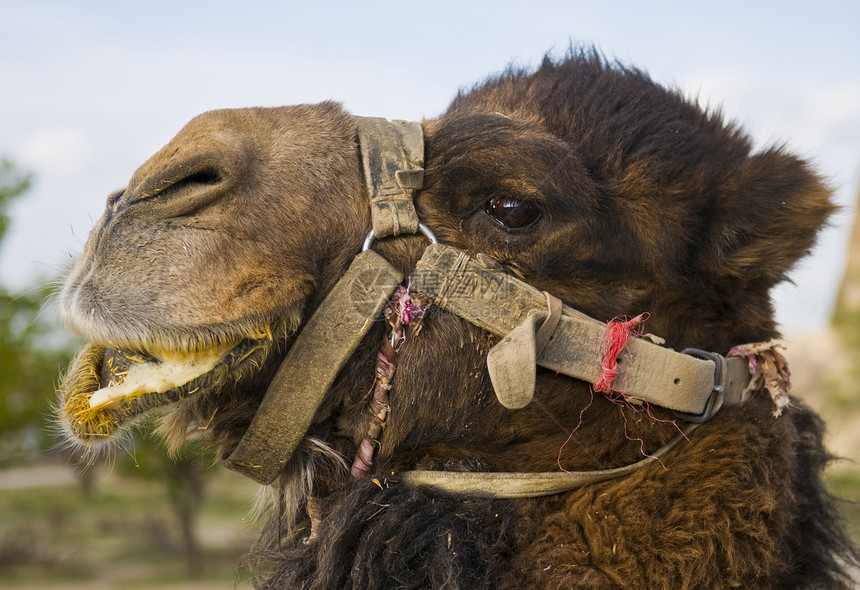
[222, 116, 758, 491]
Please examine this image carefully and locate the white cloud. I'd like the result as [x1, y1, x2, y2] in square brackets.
[18, 128, 96, 176]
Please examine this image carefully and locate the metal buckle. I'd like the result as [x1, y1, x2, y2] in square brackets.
[672, 348, 725, 423]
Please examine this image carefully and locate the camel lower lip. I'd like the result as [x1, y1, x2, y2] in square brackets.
[59, 338, 268, 445]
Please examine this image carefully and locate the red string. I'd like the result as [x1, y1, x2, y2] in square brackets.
[618, 404, 669, 471]
[557, 386, 594, 473]
[592, 313, 648, 394]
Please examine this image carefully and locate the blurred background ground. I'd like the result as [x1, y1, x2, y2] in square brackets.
[785, 331, 860, 545]
[0, 463, 259, 589]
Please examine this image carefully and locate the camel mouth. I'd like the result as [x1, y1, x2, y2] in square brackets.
[59, 337, 271, 446]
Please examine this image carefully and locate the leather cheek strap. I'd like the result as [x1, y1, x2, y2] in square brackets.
[221, 249, 404, 485]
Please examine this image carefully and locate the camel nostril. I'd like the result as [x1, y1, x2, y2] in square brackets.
[171, 168, 222, 190]
[127, 161, 229, 218]
[150, 167, 225, 217]
[158, 168, 223, 200]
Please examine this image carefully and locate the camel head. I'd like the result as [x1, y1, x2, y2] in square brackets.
[59, 55, 833, 491]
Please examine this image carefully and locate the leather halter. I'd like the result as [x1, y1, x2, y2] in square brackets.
[222, 116, 757, 492]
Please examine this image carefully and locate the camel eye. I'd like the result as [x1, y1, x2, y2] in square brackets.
[484, 195, 541, 230]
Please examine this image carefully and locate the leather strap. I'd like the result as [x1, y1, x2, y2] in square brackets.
[222, 250, 404, 484]
[412, 244, 750, 416]
[486, 293, 562, 409]
[355, 116, 424, 239]
[400, 424, 698, 498]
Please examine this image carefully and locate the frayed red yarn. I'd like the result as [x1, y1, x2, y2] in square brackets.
[393, 285, 426, 325]
[618, 404, 669, 471]
[557, 387, 594, 473]
[592, 313, 649, 394]
[607, 396, 688, 470]
[555, 312, 695, 472]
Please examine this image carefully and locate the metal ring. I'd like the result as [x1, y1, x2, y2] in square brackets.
[362, 222, 438, 252]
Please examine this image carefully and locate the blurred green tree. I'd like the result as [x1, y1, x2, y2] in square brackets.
[0, 158, 75, 465]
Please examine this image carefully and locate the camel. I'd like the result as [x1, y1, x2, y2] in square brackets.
[58, 52, 858, 588]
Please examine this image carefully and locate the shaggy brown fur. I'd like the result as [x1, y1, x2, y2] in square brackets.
[59, 51, 858, 588]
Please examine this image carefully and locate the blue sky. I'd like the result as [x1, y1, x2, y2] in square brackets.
[1, 0, 858, 332]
